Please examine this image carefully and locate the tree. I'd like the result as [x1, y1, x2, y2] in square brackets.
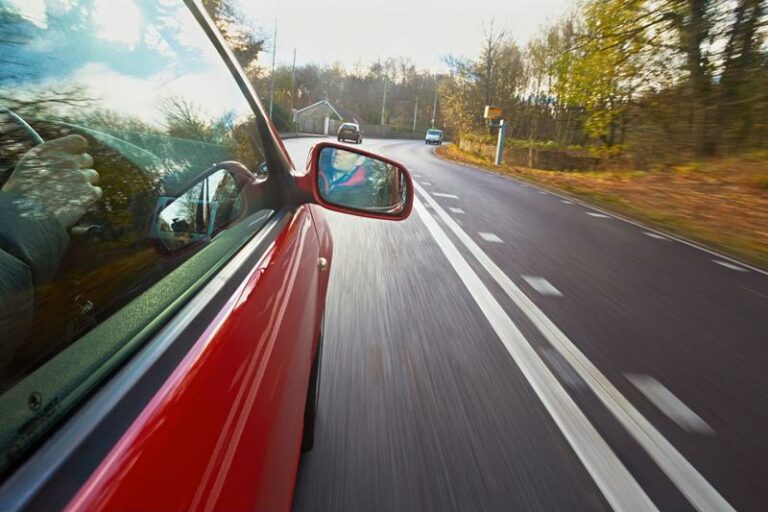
[201, 0, 265, 77]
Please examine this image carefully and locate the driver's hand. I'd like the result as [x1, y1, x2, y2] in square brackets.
[2, 134, 102, 229]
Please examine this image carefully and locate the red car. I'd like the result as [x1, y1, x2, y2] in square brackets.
[0, 1, 412, 510]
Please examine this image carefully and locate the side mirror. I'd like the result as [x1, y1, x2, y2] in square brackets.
[149, 164, 254, 254]
[308, 142, 413, 220]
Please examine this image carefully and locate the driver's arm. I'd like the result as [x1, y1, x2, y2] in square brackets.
[0, 192, 69, 373]
[0, 134, 100, 366]
[0, 133, 100, 281]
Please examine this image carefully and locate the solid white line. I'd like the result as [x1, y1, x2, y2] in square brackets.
[413, 182, 737, 512]
[587, 212, 611, 218]
[712, 260, 748, 272]
[522, 276, 563, 297]
[478, 232, 503, 243]
[412, 198, 658, 512]
[644, 232, 669, 240]
[626, 375, 715, 435]
[448, 207, 465, 214]
[432, 192, 459, 199]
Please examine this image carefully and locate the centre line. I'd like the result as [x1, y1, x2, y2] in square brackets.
[413, 181, 736, 512]
[412, 198, 657, 512]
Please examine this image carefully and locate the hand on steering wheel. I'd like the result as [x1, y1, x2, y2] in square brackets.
[2, 133, 102, 229]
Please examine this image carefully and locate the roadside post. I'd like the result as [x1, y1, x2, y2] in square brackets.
[484, 106, 504, 165]
[495, 119, 507, 165]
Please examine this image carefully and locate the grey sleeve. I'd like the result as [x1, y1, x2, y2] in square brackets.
[0, 249, 34, 372]
[0, 192, 69, 372]
[0, 192, 69, 284]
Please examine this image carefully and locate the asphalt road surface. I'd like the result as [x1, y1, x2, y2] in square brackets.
[284, 137, 768, 512]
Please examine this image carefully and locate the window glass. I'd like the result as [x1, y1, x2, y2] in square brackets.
[0, 0, 275, 471]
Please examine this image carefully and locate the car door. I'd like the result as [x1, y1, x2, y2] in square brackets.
[64, 205, 322, 512]
[0, 1, 324, 510]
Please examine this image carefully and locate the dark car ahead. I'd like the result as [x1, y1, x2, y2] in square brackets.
[0, 1, 412, 510]
[337, 122, 363, 144]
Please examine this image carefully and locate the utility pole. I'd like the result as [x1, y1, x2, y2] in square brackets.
[268, 17, 277, 120]
[430, 90, 438, 128]
[380, 75, 387, 126]
[290, 47, 296, 132]
[412, 98, 418, 136]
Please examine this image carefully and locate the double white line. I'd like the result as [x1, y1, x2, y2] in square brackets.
[411, 181, 736, 512]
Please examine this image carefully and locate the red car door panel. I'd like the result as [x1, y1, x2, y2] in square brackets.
[65, 206, 322, 512]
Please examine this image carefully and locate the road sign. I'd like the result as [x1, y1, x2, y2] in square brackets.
[484, 106, 502, 119]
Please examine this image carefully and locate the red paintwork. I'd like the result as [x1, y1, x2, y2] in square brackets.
[65, 206, 325, 512]
[298, 142, 414, 222]
[55, 5, 411, 511]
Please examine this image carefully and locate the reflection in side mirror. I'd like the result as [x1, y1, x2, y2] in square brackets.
[317, 146, 410, 216]
[150, 168, 244, 253]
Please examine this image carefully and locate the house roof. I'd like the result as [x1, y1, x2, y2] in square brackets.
[295, 100, 342, 120]
[295, 100, 360, 123]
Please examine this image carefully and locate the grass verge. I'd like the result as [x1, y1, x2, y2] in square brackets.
[435, 144, 768, 270]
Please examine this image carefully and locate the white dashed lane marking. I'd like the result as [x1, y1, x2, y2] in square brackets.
[586, 212, 611, 218]
[522, 276, 563, 297]
[538, 191, 549, 195]
[626, 375, 715, 435]
[561, 200, 573, 204]
[413, 180, 736, 512]
[432, 193, 459, 199]
[411, 196, 659, 512]
[448, 207, 465, 214]
[644, 232, 669, 240]
[712, 260, 748, 272]
[478, 232, 503, 243]
[421, 182, 432, 186]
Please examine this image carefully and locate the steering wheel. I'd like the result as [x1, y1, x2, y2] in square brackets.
[0, 106, 44, 145]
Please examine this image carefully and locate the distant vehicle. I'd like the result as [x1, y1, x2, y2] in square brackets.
[338, 122, 363, 144]
[425, 129, 444, 145]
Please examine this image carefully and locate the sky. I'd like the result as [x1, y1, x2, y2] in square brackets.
[238, 0, 575, 73]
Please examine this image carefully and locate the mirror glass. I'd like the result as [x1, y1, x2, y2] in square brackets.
[151, 168, 244, 252]
[317, 147, 408, 215]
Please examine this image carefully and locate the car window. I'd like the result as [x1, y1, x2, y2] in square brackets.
[0, 0, 276, 473]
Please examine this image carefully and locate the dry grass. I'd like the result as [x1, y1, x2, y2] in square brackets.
[436, 144, 768, 269]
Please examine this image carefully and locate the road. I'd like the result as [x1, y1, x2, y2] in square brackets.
[284, 137, 768, 512]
